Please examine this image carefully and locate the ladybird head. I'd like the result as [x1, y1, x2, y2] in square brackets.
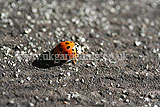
[74, 42, 86, 54]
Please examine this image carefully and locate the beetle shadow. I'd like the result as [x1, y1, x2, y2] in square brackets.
[32, 49, 67, 68]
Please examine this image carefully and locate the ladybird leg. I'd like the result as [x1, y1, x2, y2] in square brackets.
[72, 58, 76, 64]
[72, 55, 79, 64]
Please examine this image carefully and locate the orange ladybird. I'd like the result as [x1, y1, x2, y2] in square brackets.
[52, 41, 85, 64]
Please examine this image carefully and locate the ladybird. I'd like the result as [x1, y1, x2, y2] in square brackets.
[52, 41, 85, 64]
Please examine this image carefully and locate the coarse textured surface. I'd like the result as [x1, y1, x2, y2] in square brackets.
[0, 0, 160, 106]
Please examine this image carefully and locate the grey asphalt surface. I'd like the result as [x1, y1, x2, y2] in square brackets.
[0, 0, 160, 106]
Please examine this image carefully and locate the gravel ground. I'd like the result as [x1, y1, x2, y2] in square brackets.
[0, 0, 160, 106]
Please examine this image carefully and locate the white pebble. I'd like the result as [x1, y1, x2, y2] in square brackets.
[128, 25, 134, 30]
[42, 28, 47, 32]
[135, 41, 141, 46]
[67, 72, 71, 76]
[29, 102, 34, 107]
[32, 8, 38, 13]
[17, 69, 20, 72]
[27, 77, 31, 81]
[20, 80, 24, 84]
[144, 97, 150, 102]
[81, 37, 86, 42]
[9, 99, 14, 104]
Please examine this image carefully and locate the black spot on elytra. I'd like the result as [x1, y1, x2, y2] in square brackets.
[65, 42, 69, 44]
[65, 51, 68, 54]
[67, 46, 70, 49]
[72, 49, 74, 51]
[57, 43, 61, 47]
[59, 48, 63, 51]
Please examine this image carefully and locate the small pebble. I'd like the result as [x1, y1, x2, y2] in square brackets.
[144, 18, 150, 24]
[27, 77, 31, 81]
[8, 99, 14, 104]
[75, 67, 78, 72]
[75, 79, 79, 82]
[35, 96, 39, 100]
[71, 92, 80, 98]
[110, 8, 116, 13]
[154, 105, 158, 107]
[59, 73, 65, 77]
[32, 8, 38, 13]
[67, 72, 71, 76]
[64, 101, 69, 104]
[14, 73, 18, 78]
[135, 72, 139, 74]
[144, 97, 150, 102]
[140, 33, 146, 37]
[120, 94, 127, 99]
[26, 15, 31, 20]
[91, 62, 96, 67]
[62, 83, 67, 87]
[128, 25, 134, 30]
[68, 67, 72, 70]
[96, 34, 100, 38]
[145, 73, 149, 76]
[158, 53, 160, 59]
[2, 72, 6, 76]
[100, 42, 104, 46]
[42, 28, 47, 32]
[109, 92, 112, 95]
[81, 37, 86, 42]
[67, 94, 71, 100]
[134, 41, 141, 46]
[48, 80, 52, 84]
[81, 78, 85, 83]
[96, 71, 99, 75]
[12, 63, 16, 67]
[122, 90, 127, 94]
[17, 69, 20, 72]
[146, 64, 149, 69]
[125, 99, 130, 103]
[29, 102, 34, 107]
[148, 94, 155, 99]
[86, 64, 91, 67]
[158, 32, 160, 37]
[101, 99, 107, 103]
[20, 80, 24, 84]
[153, 49, 157, 53]
[110, 82, 114, 87]
[25, 28, 32, 34]
[116, 84, 120, 88]
[44, 97, 49, 101]
[2, 91, 6, 95]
